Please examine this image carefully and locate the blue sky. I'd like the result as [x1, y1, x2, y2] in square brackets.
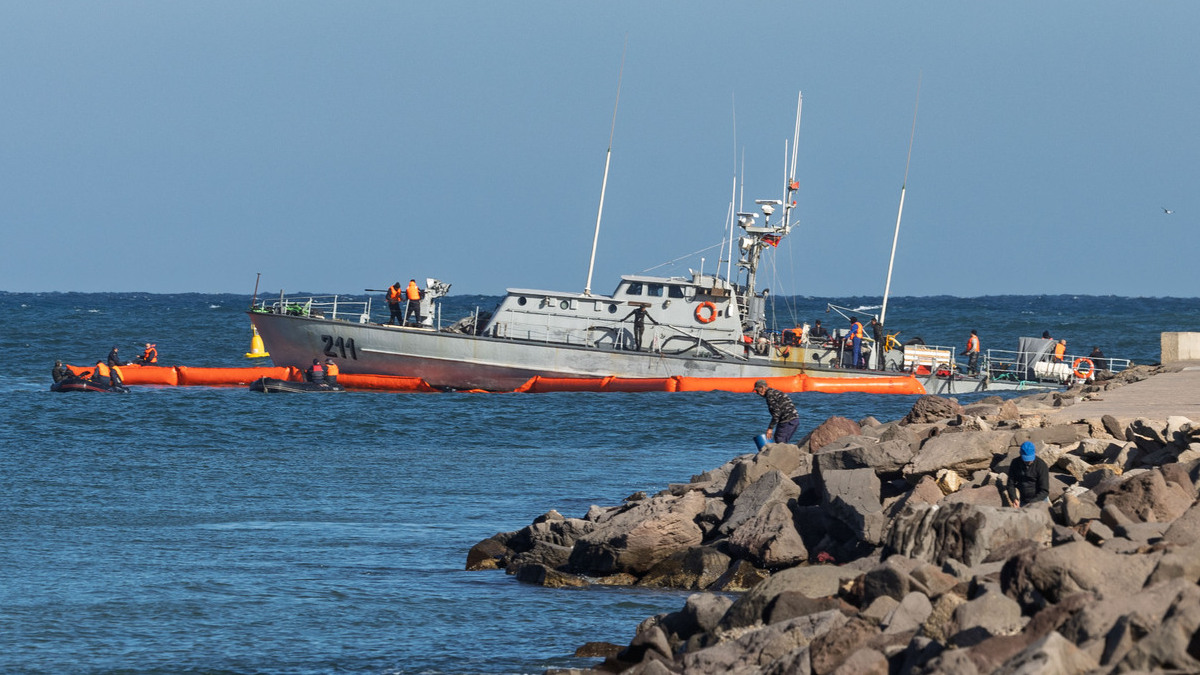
[2, 2, 1196, 297]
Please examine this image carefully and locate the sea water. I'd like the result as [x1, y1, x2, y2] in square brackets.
[1, 292, 1195, 674]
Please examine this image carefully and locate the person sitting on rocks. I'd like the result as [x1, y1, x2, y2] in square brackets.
[1007, 441, 1049, 507]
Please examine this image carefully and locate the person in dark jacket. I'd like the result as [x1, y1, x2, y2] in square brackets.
[107, 345, 127, 367]
[52, 360, 70, 383]
[1007, 441, 1050, 507]
[870, 317, 886, 369]
[622, 305, 657, 351]
[753, 379, 800, 445]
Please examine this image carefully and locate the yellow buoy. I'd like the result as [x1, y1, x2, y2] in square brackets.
[245, 325, 270, 358]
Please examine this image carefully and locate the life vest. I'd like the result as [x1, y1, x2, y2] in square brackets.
[966, 335, 979, 353]
[309, 363, 325, 383]
[387, 286, 404, 303]
[406, 281, 421, 301]
[325, 362, 339, 377]
[1053, 342, 1066, 360]
[142, 346, 158, 363]
[95, 363, 110, 378]
[848, 322, 864, 340]
[110, 365, 123, 382]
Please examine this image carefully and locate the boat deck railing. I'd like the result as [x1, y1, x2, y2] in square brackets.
[983, 348, 1130, 384]
[255, 293, 373, 324]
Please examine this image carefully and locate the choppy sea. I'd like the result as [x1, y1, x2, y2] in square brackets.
[2, 291, 1196, 674]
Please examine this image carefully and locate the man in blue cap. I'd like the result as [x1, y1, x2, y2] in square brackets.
[1007, 441, 1049, 507]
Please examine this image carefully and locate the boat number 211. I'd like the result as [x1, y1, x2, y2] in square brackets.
[322, 335, 359, 360]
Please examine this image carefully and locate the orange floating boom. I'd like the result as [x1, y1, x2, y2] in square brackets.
[62, 365, 925, 395]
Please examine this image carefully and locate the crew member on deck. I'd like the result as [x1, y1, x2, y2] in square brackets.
[386, 282, 405, 325]
[870, 318, 885, 369]
[810, 319, 828, 341]
[960, 329, 981, 376]
[137, 343, 158, 365]
[405, 279, 422, 325]
[52, 360, 70, 383]
[306, 359, 326, 384]
[1053, 339, 1067, 362]
[621, 305, 657, 352]
[324, 358, 339, 385]
[847, 317, 865, 369]
[1089, 346, 1108, 372]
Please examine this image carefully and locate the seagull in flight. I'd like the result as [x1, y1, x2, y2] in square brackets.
[1163, 207, 1174, 214]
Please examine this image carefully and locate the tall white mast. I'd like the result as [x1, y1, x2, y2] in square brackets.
[584, 41, 626, 296]
[879, 76, 921, 327]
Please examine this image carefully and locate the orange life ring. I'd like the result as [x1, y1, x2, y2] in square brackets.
[694, 301, 718, 324]
[1072, 357, 1094, 379]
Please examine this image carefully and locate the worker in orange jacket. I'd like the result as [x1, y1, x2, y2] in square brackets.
[960, 330, 981, 375]
[405, 279, 422, 325]
[386, 282, 405, 325]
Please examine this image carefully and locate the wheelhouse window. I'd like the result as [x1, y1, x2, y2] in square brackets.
[667, 285, 685, 299]
[625, 282, 643, 296]
[647, 284, 664, 297]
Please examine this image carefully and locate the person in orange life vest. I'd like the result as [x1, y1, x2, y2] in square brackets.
[109, 363, 124, 388]
[405, 279, 422, 325]
[386, 282, 405, 325]
[306, 359, 326, 384]
[1053, 339, 1067, 362]
[324, 358, 339, 385]
[846, 317, 865, 368]
[960, 329, 981, 375]
[92, 361, 112, 386]
[137, 343, 158, 364]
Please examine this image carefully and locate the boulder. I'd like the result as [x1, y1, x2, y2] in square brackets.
[568, 490, 706, 576]
[803, 415, 863, 452]
[1100, 468, 1193, 523]
[719, 564, 861, 630]
[727, 500, 810, 568]
[814, 438, 915, 475]
[904, 430, 1013, 480]
[636, 545, 731, 590]
[1109, 595, 1200, 673]
[709, 559, 769, 592]
[1001, 540, 1160, 611]
[881, 591, 933, 635]
[683, 611, 845, 673]
[903, 395, 964, 425]
[808, 616, 881, 675]
[994, 630, 1098, 675]
[725, 443, 811, 498]
[818, 466, 885, 545]
[950, 589, 1025, 646]
[885, 502, 1053, 568]
[719, 469, 802, 536]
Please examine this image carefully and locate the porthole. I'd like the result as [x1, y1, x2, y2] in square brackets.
[517, 297, 527, 306]
[560, 300, 570, 310]
[608, 304, 618, 314]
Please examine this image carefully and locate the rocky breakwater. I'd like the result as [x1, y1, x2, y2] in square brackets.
[466, 364, 1200, 673]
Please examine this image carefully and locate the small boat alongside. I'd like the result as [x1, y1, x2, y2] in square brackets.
[899, 337, 1132, 395]
[249, 377, 345, 393]
[51, 374, 129, 393]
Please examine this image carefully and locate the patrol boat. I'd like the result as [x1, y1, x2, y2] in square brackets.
[248, 98, 923, 394]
